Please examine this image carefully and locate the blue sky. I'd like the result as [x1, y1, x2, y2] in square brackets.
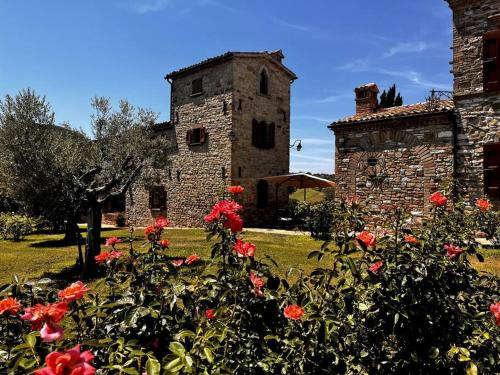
[0, 0, 453, 173]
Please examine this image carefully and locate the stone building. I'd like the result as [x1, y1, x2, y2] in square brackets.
[126, 51, 297, 227]
[329, 0, 500, 221]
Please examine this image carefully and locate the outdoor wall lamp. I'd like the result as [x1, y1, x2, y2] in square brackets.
[290, 139, 302, 152]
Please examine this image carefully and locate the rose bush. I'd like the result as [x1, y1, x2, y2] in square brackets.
[0, 189, 499, 374]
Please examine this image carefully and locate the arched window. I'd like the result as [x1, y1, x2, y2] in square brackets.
[257, 180, 269, 208]
[259, 69, 269, 95]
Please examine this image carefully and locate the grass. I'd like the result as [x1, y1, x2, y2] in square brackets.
[0, 229, 499, 285]
[290, 189, 325, 203]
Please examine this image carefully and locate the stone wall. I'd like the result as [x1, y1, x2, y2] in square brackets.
[334, 113, 455, 224]
[126, 53, 294, 228]
[448, 0, 500, 202]
[231, 56, 291, 226]
[127, 62, 234, 227]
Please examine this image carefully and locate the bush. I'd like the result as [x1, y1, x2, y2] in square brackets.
[115, 213, 127, 227]
[0, 213, 35, 241]
[291, 200, 334, 239]
[0, 189, 499, 374]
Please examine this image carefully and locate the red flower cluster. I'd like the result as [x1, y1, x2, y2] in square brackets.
[403, 235, 419, 245]
[356, 231, 376, 247]
[35, 344, 95, 375]
[250, 272, 265, 297]
[233, 239, 256, 258]
[430, 191, 447, 207]
[58, 281, 90, 302]
[476, 198, 491, 212]
[21, 302, 68, 342]
[171, 259, 184, 267]
[0, 297, 22, 316]
[105, 237, 122, 247]
[159, 239, 170, 249]
[204, 200, 243, 233]
[369, 261, 384, 274]
[94, 250, 123, 264]
[490, 303, 500, 327]
[185, 254, 201, 265]
[284, 305, 305, 320]
[227, 185, 244, 194]
[444, 244, 464, 259]
[205, 309, 216, 320]
[155, 216, 171, 229]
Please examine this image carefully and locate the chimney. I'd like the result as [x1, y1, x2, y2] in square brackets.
[354, 83, 379, 115]
[269, 49, 284, 64]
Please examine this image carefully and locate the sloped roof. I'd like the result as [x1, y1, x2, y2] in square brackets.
[329, 99, 455, 128]
[165, 50, 297, 80]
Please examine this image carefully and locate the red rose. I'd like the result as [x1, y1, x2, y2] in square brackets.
[171, 259, 184, 267]
[185, 254, 201, 265]
[430, 191, 447, 207]
[204, 200, 244, 233]
[205, 309, 216, 320]
[228, 185, 244, 194]
[0, 297, 22, 316]
[233, 239, 256, 258]
[444, 244, 464, 259]
[250, 271, 265, 297]
[58, 281, 90, 302]
[368, 260, 384, 274]
[283, 304, 305, 320]
[159, 239, 170, 249]
[35, 344, 95, 375]
[476, 198, 491, 212]
[155, 216, 171, 229]
[144, 225, 155, 238]
[356, 231, 376, 247]
[95, 251, 123, 264]
[403, 235, 418, 245]
[21, 302, 68, 342]
[105, 237, 122, 247]
[490, 302, 500, 327]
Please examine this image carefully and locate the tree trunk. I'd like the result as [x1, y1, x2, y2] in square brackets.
[63, 214, 78, 243]
[83, 203, 102, 277]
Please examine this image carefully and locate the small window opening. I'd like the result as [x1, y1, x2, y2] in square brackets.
[260, 70, 269, 95]
[192, 78, 203, 95]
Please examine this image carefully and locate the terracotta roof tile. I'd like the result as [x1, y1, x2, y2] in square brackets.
[329, 99, 454, 128]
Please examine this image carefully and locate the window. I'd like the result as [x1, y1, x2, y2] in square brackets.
[483, 30, 500, 92]
[257, 180, 269, 208]
[484, 142, 500, 200]
[259, 69, 269, 95]
[252, 119, 275, 149]
[367, 157, 378, 167]
[148, 186, 166, 210]
[192, 77, 203, 95]
[186, 127, 207, 145]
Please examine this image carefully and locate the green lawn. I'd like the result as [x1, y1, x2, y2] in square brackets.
[290, 188, 325, 203]
[0, 228, 499, 285]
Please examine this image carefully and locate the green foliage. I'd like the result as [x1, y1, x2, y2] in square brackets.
[379, 84, 403, 108]
[0, 194, 499, 374]
[116, 213, 127, 227]
[0, 213, 35, 241]
[291, 200, 334, 239]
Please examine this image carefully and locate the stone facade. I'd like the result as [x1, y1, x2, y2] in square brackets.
[330, 0, 500, 220]
[448, 0, 500, 202]
[126, 51, 296, 227]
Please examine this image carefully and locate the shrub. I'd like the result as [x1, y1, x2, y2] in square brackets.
[115, 213, 126, 227]
[292, 200, 334, 239]
[0, 189, 499, 374]
[0, 213, 34, 241]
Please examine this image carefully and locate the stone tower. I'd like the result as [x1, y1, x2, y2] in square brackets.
[127, 51, 297, 227]
[447, 0, 500, 202]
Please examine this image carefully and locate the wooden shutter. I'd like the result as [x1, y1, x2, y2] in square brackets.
[186, 129, 192, 145]
[159, 188, 167, 210]
[252, 119, 259, 146]
[148, 188, 153, 209]
[483, 31, 500, 92]
[200, 127, 206, 144]
[267, 123, 275, 149]
[484, 143, 500, 200]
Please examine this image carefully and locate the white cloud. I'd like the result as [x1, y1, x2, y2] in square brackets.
[270, 17, 313, 32]
[292, 153, 333, 163]
[130, 0, 176, 14]
[309, 93, 352, 104]
[298, 138, 334, 146]
[383, 42, 429, 58]
[291, 115, 332, 123]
